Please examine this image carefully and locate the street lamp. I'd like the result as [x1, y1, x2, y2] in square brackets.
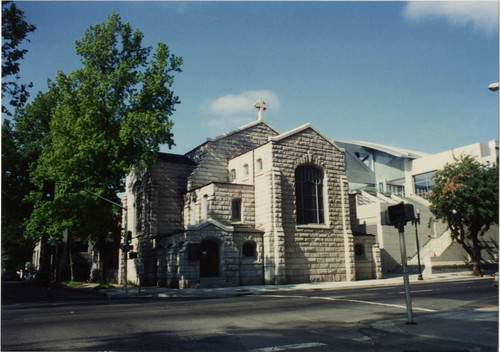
[412, 208, 423, 280]
[488, 82, 499, 91]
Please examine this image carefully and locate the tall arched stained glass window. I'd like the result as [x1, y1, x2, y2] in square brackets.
[295, 165, 325, 225]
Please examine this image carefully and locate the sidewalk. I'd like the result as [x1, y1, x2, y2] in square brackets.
[372, 306, 498, 350]
[96, 271, 483, 299]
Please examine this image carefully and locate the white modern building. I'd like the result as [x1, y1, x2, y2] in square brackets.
[338, 139, 499, 275]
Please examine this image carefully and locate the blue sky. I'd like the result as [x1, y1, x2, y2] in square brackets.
[10, 1, 500, 155]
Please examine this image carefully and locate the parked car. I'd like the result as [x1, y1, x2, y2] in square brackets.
[493, 272, 498, 287]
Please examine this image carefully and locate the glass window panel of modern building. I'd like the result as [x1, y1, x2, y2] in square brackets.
[413, 171, 436, 199]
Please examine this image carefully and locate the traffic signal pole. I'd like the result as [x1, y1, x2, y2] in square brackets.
[397, 222, 414, 325]
[385, 202, 416, 325]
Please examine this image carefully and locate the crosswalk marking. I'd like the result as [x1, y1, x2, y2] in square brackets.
[265, 294, 438, 312]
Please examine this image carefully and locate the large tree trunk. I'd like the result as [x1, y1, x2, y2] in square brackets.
[471, 235, 482, 276]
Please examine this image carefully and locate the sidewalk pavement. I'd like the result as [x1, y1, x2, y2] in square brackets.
[372, 306, 498, 350]
[96, 271, 486, 299]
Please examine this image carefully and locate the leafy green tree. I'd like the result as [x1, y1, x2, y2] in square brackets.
[2, 88, 59, 276]
[429, 155, 498, 276]
[1, 120, 35, 274]
[2, 1, 36, 116]
[27, 13, 182, 283]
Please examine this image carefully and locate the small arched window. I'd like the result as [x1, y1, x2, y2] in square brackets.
[201, 194, 208, 220]
[133, 182, 143, 233]
[232, 198, 242, 222]
[256, 158, 263, 171]
[242, 241, 256, 258]
[229, 169, 236, 182]
[243, 164, 249, 176]
[295, 165, 325, 225]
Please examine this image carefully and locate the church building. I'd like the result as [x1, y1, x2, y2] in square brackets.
[121, 100, 379, 288]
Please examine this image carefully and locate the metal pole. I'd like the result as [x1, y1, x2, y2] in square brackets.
[414, 212, 423, 280]
[398, 222, 415, 324]
[123, 207, 128, 294]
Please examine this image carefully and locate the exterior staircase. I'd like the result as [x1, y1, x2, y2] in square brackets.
[390, 194, 452, 276]
[408, 230, 453, 276]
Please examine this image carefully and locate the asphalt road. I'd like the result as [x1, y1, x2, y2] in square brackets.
[2, 278, 498, 351]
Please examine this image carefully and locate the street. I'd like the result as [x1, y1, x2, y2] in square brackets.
[1, 278, 498, 351]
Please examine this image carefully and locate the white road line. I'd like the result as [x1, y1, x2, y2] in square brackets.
[249, 342, 328, 352]
[399, 289, 433, 294]
[264, 294, 438, 312]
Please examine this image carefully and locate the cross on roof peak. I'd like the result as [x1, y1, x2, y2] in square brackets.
[253, 98, 268, 121]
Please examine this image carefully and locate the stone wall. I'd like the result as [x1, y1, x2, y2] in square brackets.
[268, 127, 355, 283]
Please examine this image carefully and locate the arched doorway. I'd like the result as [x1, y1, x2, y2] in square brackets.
[200, 240, 219, 277]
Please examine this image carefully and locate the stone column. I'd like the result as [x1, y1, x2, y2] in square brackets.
[340, 175, 355, 281]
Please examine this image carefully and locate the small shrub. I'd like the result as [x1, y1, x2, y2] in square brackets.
[66, 281, 83, 287]
[94, 283, 116, 290]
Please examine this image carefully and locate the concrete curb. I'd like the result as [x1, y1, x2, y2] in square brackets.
[98, 272, 486, 299]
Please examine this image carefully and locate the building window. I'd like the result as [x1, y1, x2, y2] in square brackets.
[242, 241, 256, 258]
[232, 198, 242, 222]
[257, 158, 263, 171]
[243, 164, 249, 176]
[354, 243, 365, 258]
[295, 165, 325, 225]
[229, 169, 236, 182]
[201, 194, 208, 220]
[133, 182, 143, 233]
[414, 171, 436, 199]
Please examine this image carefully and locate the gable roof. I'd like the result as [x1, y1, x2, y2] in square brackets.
[158, 152, 196, 165]
[335, 139, 428, 159]
[185, 120, 280, 156]
[268, 123, 345, 152]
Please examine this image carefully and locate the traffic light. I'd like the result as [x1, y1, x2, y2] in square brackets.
[127, 231, 132, 244]
[41, 180, 56, 201]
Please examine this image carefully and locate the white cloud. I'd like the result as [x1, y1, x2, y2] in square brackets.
[403, 2, 499, 35]
[204, 90, 281, 116]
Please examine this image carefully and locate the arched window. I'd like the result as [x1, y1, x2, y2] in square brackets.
[242, 241, 256, 258]
[133, 182, 143, 233]
[229, 169, 236, 182]
[295, 165, 325, 225]
[201, 194, 208, 220]
[232, 198, 242, 222]
[243, 164, 249, 176]
[256, 158, 263, 171]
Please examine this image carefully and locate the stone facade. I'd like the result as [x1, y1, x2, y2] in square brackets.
[121, 115, 365, 288]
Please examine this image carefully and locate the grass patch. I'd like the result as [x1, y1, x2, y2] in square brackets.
[66, 281, 83, 287]
[94, 283, 116, 290]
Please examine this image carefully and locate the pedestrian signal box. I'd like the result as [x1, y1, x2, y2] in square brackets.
[387, 202, 415, 226]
